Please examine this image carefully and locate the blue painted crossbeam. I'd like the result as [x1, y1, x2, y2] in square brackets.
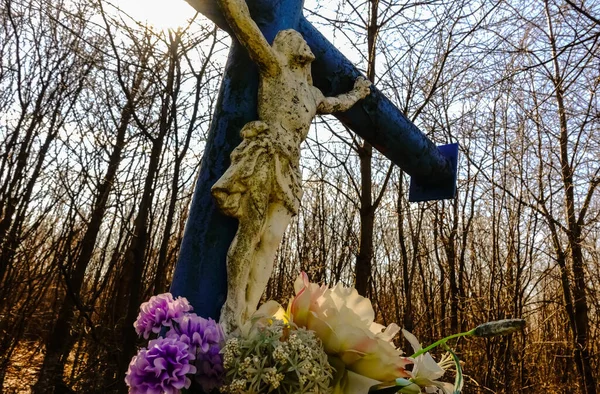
[171, 0, 458, 322]
[189, 0, 458, 195]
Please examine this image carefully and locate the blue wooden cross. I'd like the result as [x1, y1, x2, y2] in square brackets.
[171, 0, 458, 319]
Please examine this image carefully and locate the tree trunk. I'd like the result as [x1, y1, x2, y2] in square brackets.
[117, 34, 179, 393]
[355, 141, 374, 297]
[354, 0, 379, 298]
[32, 61, 143, 394]
[545, 2, 596, 391]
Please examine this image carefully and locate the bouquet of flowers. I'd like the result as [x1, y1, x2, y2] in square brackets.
[126, 273, 524, 394]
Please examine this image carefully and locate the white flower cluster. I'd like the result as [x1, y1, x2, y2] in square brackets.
[220, 319, 333, 394]
[222, 337, 239, 369]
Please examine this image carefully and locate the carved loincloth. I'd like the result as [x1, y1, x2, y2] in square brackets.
[211, 121, 302, 218]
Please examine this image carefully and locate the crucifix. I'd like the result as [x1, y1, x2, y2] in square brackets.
[171, 0, 458, 328]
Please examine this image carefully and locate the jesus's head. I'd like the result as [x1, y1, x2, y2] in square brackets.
[273, 29, 315, 66]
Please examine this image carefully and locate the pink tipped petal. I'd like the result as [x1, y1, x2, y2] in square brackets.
[294, 271, 310, 293]
[287, 273, 411, 384]
[290, 288, 312, 326]
[334, 324, 378, 354]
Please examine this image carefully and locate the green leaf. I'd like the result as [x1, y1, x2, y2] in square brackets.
[442, 344, 463, 394]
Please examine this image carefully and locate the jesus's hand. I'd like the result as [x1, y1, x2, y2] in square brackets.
[353, 76, 372, 99]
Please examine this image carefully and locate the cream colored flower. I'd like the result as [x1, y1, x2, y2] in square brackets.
[402, 329, 456, 394]
[288, 272, 411, 383]
[238, 300, 287, 338]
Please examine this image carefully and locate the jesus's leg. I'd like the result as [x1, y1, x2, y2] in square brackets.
[220, 196, 267, 333]
[244, 202, 293, 320]
[220, 152, 276, 332]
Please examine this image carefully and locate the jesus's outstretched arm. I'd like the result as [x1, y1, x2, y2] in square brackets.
[317, 77, 371, 114]
[217, 0, 281, 77]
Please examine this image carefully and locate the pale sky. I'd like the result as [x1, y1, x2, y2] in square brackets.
[110, 0, 363, 68]
[113, 0, 197, 30]
[111, 0, 332, 33]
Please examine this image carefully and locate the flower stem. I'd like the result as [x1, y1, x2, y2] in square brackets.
[410, 329, 475, 358]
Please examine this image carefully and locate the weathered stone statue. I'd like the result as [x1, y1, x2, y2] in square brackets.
[212, 0, 371, 332]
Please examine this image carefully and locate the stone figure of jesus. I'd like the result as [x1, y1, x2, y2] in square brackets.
[212, 0, 372, 332]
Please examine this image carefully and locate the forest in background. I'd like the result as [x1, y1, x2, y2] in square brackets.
[0, 0, 599, 393]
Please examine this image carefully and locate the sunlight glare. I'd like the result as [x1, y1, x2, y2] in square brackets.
[114, 0, 196, 31]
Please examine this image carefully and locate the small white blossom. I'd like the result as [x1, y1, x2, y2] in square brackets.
[222, 318, 333, 393]
[403, 329, 456, 394]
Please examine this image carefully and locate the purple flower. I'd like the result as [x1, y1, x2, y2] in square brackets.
[125, 337, 197, 394]
[169, 314, 224, 354]
[167, 314, 225, 392]
[134, 293, 193, 339]
[195, 344, 225, 392]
